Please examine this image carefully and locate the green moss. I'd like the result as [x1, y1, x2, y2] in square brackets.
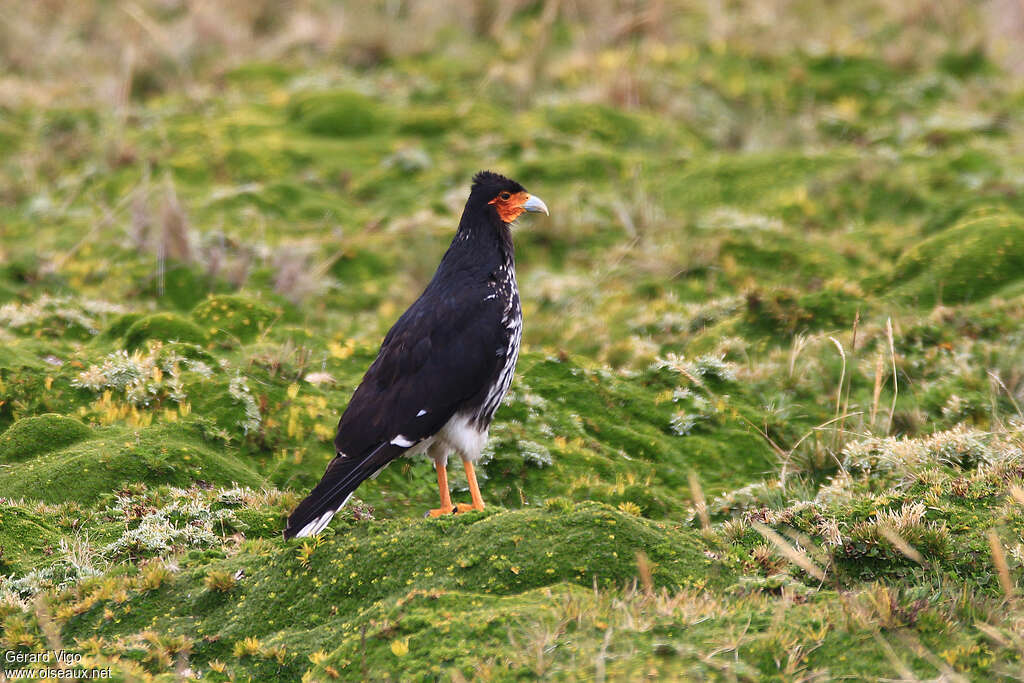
[191, 294, 280, 343]
[124, 313, 209, 351]
[939, 47, 992, 78]
[224, 62, 295, 86]
[719, 231, 853, 284]
[97, 312, 144, 340]
[396, 107, 461, 136]
[0, 414, 93, 462]
[58, 504, 723, 669]
[657, 152, 846, 211]
[0, 425, 263, 503]
[517, 151, 623, 183]
[4, 10, 1024, 680]
[147, 265, 218, 311]
[546, 103, 645, 144]
[742, 284, 864, 336]
[887, 206, 1024, 305]
[0, 343, 46, 373]
[0, 280, 18, 304]
[288, 91, 390, 137]
[272, 503, 717, 606]
[0, 504, 60, 574]
[801, 54, 898, 102]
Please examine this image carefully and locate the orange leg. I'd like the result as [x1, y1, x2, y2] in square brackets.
[455, 458, 485, 513]
[427, 462, 454, 517]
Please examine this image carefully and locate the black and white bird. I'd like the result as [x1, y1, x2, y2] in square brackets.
[284, 171, 548, 539]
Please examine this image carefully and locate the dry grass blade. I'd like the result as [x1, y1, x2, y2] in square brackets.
[788, 332, 816, 378]
[1009, 486, 1024, 506]
[871, 631, 919, 682]
[781, 528, 831, 572]
[52, 177, 143, 271]
[161, 178, 192, 263]
[33, 595, 67, 669]
[593, 625, 613, 683]
[751, 521, 825, 581]
[989, 370, 1024, 419]
[894, 631, 969, 683]
[828, 336, 846, 423]
[777, 412, 859, 486]
[988, 529, 1015, 600]
[635, 551, 654, 597]
[885, 318, 898, 434]
[828, 336, 846, 451]
[871, 352, 884, 428]
[838, 309, 859, 448]
[688, 471, 710, 531]
[876, 524, 924, 564]
[973, 621, 1012, 648]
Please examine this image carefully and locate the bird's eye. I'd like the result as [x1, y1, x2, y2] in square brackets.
[499, 192, 511, 200]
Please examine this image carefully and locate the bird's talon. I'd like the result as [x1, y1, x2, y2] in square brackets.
[454, 502, 484, 514]
[427, 506, 455, 518]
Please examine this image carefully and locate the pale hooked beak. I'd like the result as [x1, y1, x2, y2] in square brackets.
[522, 194, 549, 216]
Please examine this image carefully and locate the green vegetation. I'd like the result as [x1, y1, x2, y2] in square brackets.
[0, 414, 92, 462]
[191, 294, 280, 342]
[2, 1, 1024, 679]
[888, 206, 1024, 305]
[123, 313, 209, 350]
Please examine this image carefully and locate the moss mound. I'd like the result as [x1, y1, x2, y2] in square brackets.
[742, 283, 864, 336]
[58, 504, 722, 673]
[0, 414, 93, 462]
[481, 357, 778, 512]
[0, 425, 263, 504]
[396, 107, 461, 136]
[307, 586, 584, 680]
[546, 103, 645, 144]
[191, 294, 280, 343]
[0, 504, 60, 574]
[265, 503, 720, 607]
[0, 343, 55, 429]
[288, 91, 389, 137]
[97, 312, 143, 340]
[517, 151, 622, 183]
[148, 265, 218, 310]
[124, 313, 209, 351]
[888, 206, 1024, 305]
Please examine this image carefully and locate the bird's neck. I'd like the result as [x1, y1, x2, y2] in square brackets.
[442, 214, 515, 273]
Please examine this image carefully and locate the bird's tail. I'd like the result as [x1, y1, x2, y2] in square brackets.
[283, 443, 396, 539]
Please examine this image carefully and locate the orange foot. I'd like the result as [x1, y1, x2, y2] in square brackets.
[454, 502, 485, 514]
[427, 506, 455, 518]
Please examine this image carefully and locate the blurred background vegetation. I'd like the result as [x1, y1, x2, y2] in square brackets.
[3, 1, 1024, 679]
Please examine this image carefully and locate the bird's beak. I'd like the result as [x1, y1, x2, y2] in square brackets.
[522, 194, 549, 216]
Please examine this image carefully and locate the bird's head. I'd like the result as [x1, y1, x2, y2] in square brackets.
[470, 171, 549, 225]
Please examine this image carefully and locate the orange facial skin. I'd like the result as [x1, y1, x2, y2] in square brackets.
[488, 191, 530, 223]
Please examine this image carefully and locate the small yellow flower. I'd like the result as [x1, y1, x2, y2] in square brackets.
[390, 638, 409, 657]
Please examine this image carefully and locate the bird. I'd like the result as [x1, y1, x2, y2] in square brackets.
[284, 171, 548, 539]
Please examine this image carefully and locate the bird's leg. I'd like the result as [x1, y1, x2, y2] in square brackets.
[455, 458, 485, 513]
[427, 460, 455, 517]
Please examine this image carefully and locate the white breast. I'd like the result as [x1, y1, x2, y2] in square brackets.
[437, 413, 489, 463]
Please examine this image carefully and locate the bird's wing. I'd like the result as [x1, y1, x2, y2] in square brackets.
[334, 284, 505, 458]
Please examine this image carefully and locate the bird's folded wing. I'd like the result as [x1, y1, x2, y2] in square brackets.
[334, 288, 505, 459]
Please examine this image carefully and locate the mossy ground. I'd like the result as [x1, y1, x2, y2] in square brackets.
[3, 2, 1024, 680]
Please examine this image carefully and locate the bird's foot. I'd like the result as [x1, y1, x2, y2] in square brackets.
[426, 506, 455, 518]
[454, 502, 485, 514]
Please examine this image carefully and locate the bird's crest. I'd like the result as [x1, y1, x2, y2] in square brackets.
[472, 171, 525, 196]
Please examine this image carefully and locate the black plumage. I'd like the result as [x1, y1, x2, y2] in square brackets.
[284, 172, 548, 539]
